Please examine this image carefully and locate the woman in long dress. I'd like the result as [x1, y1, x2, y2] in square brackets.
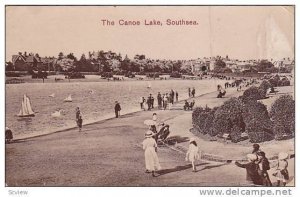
[142, 130, 161, 177]
[185, 138, 200, 172]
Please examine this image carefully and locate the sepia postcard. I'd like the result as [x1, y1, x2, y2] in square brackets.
[4, 5, 295, 189]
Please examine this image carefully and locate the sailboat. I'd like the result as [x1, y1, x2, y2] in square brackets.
[147, 82, 151, 89]
[17, 94, 35, 117]
[49, 93, 55, 98]
[64, 94, 72, 102]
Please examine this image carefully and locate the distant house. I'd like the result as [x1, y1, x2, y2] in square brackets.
[12, 53, 27, 71]
[40, 57, 57, 71]
[190, 58, 211, 74]
[11, 53, 57, 71]
[273, 58, 295, 68]
[25, 55, 42, 70]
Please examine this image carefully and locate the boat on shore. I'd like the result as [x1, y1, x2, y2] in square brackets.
[17, 94, 35, 117]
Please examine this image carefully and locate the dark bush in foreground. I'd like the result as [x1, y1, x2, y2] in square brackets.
[259, 80, 273, 95]
[270, 95, 295, 140]
[269, 75, 280, 87]
[212, 98, 245, 138]
[241, 86, 265, 102]
[278, 77, 290, 87]
[192, 106, 211, 134]
[243, 101, 274, 142]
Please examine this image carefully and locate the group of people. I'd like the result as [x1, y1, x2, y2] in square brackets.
[142, 135, 290, 186]
[234, 144, 290, 186]
[140, 90, 179, 111]
[217, 85, 226, 98]
[142, 131, 201, 177]
[183, 100, 195, 111]
[188, 87, 196, 98]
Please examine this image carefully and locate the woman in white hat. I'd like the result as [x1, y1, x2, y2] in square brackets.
[235, 154, 262, 185]
[185, 138, 200, 172]
[142, 130, 161, 177]
[273, 152, 289, 186]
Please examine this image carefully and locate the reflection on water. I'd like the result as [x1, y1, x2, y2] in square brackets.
[6, 79, 222, 138]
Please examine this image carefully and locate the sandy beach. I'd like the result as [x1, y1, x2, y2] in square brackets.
[5, 84, 294, 186]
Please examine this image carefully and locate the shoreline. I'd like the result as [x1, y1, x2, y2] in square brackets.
[13, 89, 219, 141]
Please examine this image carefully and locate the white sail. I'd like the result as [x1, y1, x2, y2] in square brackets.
[17, 94, 35, 117]
[49, 93, 55, 97]
[147, 82, 151, 88]
[64, 94, 72, 102]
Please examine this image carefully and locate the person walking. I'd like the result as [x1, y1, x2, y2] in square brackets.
[147, 96, 151, 111]
[140, 96, 145, 110]
[185, 138, 200, 172]
[76, 107, 83, 132]
[114, 101, 121, 118]
[150, 94, 154, 109]
[235, 154, 262, 185]
[157, 92, 162, 109]
[257, 151, 272, 186]
[188, 88, 191, 97]
[273, 152, 289, 186]
[170, 89, 174, 104]
[163, 94, 168, 110]
[175, 91, 178, 102]
[191, 88, 195, 98]
[142, 130, 161, 177]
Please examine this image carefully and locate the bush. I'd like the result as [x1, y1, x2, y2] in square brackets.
[270, 95, 295, 139]
[279, 78, 290, 86]
[192, 106, 211, 134]
[212, 98, 245, 138]
[242, 101, 274, 142]
[204, 107, 218, 136]
[241, 86, 265, 102]
[170, 71, 182, 78]
[269, 75, 280, 87]
[259, 80, 273, 92]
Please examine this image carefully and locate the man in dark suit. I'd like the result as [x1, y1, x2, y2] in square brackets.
[114, 101, 121, 118]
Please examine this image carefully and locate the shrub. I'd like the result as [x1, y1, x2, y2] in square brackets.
[242, 101, 274, 142]
[279, 78, 290, 86]
[192, 106, 211, 134]
[270, 95, 295, 139]
[241, 86, 265, 102]
[269, 75, 280, 87]
[204, 107, 218, 136]
[259, 80, 273, 93]
[212, 98, 245, 138]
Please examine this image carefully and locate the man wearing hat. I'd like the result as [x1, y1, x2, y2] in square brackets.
[142, 130, 161, 177]
[252, 144, 261, 155]
[114, 101, 121, 118]
[257, 151, 272, 186]
[235, 154, 262, 185]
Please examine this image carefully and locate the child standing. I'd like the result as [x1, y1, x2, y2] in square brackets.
[273, 152, 289, 186]
[185, 138, 200, 172]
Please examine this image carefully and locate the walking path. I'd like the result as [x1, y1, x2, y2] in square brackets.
[5, 87, 294, 186]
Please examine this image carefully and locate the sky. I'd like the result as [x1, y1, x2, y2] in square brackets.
[6, 6, 294, 61]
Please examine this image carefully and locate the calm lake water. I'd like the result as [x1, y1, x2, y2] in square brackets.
[6, 79, 224, 139]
